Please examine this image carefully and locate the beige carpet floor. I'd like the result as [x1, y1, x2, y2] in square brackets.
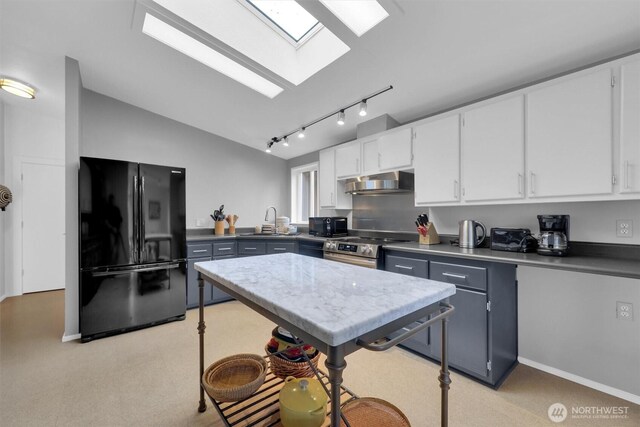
[1, 290, 638, 426]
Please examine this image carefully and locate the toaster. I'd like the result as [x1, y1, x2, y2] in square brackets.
[490, 228, 538, 253]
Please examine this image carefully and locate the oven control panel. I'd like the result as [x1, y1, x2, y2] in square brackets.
[323, 240, 379, 259]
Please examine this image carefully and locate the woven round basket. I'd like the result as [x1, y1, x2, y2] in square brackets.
[265, 345, 320, 379]
[339, 397, 411, 427]
[202, 354, 267, 402]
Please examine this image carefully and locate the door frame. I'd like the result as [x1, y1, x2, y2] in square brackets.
[16, 156, 65, 295]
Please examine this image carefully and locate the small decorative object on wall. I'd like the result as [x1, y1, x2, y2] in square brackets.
[0, 185, 12, 211]
[148, 200, 161, 219]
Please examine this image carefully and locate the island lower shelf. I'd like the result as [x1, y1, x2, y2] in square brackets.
[205, 357, 358, 427]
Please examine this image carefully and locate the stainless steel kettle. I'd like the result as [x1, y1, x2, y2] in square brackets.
[459, 220, 486, 248]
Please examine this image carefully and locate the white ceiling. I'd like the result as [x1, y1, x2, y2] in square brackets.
[1, 0, 639, 160]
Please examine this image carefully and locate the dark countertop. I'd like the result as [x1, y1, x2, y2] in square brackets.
[187, 232, 326, 243]
[383, 242, 640, 280]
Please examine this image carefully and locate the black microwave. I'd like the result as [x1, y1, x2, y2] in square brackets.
[309, 217, 348, 237]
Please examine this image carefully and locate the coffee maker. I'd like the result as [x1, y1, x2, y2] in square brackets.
[537, 215, 570, 256]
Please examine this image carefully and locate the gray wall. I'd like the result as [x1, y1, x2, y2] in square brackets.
[64, 57, 81, 339]
[81, 90, 289, 229]
[0, 100, 5, 300]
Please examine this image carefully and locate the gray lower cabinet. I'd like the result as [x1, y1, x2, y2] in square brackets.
[384, 250, 517, 387]
[238, 241, 266, 256]
[186, 241, 236, 308]
[267, 241, 296, 254]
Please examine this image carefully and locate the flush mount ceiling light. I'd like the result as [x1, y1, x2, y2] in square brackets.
[265, 85, 393, 153]
[142, 13, 283, 98]
[319, 0, 389, 37]
[0, 78, 36, 99]
[359, 100, 368, 117]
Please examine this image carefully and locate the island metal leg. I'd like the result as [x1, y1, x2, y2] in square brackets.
[326, 345, 347, 426]
[439, 303, 451, 427]
[197, 273, 207, 413]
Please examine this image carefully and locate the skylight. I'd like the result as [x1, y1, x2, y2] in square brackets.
[245, 0, 321, 44]
[142, 13, 283, 98]
[319, 0, 389, 37]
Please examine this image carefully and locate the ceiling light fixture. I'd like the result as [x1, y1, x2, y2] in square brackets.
[265, 84, 392, 151]
[0, 78, 36, 99]
[359, 100, 368, 117]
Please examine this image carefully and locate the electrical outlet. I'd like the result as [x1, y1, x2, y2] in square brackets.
[195, 218, 206, 227]
[616, 220, 633, 238]
[616, 301, 634, 321]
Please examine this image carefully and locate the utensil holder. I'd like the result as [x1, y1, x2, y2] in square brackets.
[419, 222, 440, 244]
[228, 225, 236, 235]
[215, 221, 225, 236]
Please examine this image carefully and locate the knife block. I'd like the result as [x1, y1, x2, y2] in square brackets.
[419, 222, 440, 245]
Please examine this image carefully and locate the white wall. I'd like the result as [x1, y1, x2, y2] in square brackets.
[63, 57, 81, 340]
[518, 266, 640, 402]
[2, 104, 65, 298]
[429, 200, 640, 244]
[81, 90, 288, 229]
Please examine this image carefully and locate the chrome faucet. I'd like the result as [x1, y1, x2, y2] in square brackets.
[265, 206, 277, 234]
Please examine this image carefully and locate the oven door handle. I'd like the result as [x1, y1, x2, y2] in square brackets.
[323, 251, 378, 269]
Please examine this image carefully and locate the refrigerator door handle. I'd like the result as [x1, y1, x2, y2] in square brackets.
[140, 176, 146, 263]
[133, 175, 139, 264]
[90, 263, 180, 277]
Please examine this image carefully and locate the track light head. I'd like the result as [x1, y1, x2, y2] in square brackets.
[282, 136, 289, 147]
[337, 110, 345, 126]
[359, 100, 367, 117]
[298, 127, 306, 138]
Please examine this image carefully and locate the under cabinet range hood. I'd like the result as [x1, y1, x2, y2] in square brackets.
[345, 171, 414, 195]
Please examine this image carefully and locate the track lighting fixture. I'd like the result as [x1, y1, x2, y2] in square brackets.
[359, 100, 367, 117]
[264, 84, 393, 152]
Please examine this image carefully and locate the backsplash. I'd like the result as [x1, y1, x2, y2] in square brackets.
[350, 194, 640, 245]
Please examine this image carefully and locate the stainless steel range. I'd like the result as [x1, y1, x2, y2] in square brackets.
[323, 237, 411, 269]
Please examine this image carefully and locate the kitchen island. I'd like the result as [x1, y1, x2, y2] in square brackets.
[195, 253, 456, 426]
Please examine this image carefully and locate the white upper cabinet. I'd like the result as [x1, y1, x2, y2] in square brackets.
[319, 147, 352, 209]
[620, 59, 640, 193]
[378, 127, 413, 171]
[361, 137, 380, 175]
[414, 115, 461, 205]
[526, 68, 613, 198]
[461, 96, 525, 202]
[335, 141, 361, 179]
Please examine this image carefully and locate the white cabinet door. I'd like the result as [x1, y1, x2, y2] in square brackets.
[378, 127, 413, 171]
[361, 137, 379, 175]
[620, 60, 640, 193]
[414, 115, 461, 205]
[335, 141, 361, 179]
[462, 96, 525, 201]
[319, 148, 352, 209]
[527, 68, 613, 198]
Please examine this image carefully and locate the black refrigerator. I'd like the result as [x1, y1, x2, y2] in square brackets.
[79, 157, 186, 342]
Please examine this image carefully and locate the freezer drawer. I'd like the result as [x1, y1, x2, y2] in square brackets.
[80, 262, 186, 340]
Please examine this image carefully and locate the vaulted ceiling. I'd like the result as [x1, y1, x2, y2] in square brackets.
[1, 0, 639, 159]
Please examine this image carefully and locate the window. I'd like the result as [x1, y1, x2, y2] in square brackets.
[244, 0, 323, 47]
[291, 163, 318, 223]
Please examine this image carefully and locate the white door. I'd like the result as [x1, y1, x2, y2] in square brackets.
[620, 59, 640, 193]
[527, 68, 613, 198]
[378, 127, 413, 171]
[414, 115, 461, 205]
[462, 95, 525, 202]
[22, 161, 65, 293]
[361, 137, 379, 175]
[319, 148, 336, 208]
[335, 141, 361, 179]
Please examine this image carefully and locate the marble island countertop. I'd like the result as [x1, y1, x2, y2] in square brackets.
[194, 253, 455, 346]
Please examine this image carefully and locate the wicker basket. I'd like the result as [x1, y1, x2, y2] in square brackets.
[202, 354, 267, 402]
[339, 397, 411, 427]
[265, 345, 320, 379]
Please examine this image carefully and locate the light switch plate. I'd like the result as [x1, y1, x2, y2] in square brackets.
[616, 219, 633, 238]
[195, 218, 206, 227]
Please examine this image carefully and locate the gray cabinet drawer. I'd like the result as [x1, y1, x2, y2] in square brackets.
[267, 242, 296, 254]
[213, 241, 237, 257]
[385, 255, 428, 278]
[187, 243, 212, 258]
[430, 261, 487, 291]
[238, 241, 266, 255]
